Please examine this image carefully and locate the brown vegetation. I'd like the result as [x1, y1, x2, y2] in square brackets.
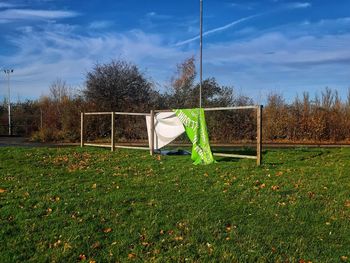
[0, 59, 349, 144]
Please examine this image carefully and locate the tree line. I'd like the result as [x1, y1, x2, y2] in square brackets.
[1, 58, 349, 144]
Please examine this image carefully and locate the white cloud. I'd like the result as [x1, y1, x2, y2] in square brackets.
[288, 2, 312, 9]
[0, 2, 16, 8]
[0, 8, 79, 22]
[88, 20, 114, 29]
[0, 24, 190, 99]
[1, 16, 350, 102]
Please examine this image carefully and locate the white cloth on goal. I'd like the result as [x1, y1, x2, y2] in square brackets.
[146, 112, 185, 150]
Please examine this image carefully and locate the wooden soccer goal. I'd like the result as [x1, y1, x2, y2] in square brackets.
[80, 105, 263, 165]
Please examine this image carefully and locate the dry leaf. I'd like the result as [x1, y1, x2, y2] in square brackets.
[53, 240, 62, 247]
[259, 183, 266, 189]
[63, 242, 72, 252]
[128, 253, 137, 259]
[103, 228, 112, 233]
[78, 254, 86, 261]
[308, 192, 315, 199]
[271, 185, 280, 191]
[341, 256, 348, 262]
[0, 188, 6, 194]
[92, 183, 97, 189]
[174, 236, 183, 241]
[276, 171, 283, 177]
[344, 200, 350, 208]
[91, 242, 101, 249]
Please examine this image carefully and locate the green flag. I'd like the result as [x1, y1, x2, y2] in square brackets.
[175, 108, 215, 165]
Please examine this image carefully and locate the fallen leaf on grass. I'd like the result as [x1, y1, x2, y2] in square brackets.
[0, 188, 6, 194]
[345, 200, 350, 208]
[91, 242, 101, 249]
[341, 256, 348, 262]
[271, 185, 280, 191]
[128, 253, 137, 259]
[276, 171, 283, 177]
[92, 183, 97, 189]
[53, 240, 61, 247]
[174, 236, 183, 241]
[141, 242, 151, 247]
[78, 254, 86, 261]
[103, 228, 112, 233]
[63, 242, 72, 252]
[308, 192, 316, 199]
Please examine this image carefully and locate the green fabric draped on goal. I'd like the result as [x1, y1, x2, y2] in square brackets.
[174, 108, 215, 165]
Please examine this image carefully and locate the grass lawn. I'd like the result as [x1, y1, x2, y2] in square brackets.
[0, 146, 350, 262]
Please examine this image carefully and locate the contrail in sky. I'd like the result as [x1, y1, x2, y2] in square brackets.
[175, 14, 261, 46]
[175, 2, 311, 46]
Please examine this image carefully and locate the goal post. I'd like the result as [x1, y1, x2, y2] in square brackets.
[80, 111, 151, 152]
[154, 105, 263, 165]
[81, 105, 263, 166]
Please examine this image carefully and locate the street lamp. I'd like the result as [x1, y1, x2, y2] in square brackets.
[3, 69, 14, 136]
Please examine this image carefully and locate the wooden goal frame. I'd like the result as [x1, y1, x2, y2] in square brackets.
[80, 105, 263, 165]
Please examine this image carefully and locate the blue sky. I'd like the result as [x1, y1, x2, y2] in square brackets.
[0, 0, 350, 103]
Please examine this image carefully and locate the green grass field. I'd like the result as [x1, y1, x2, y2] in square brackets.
[0, 146, 349, 262]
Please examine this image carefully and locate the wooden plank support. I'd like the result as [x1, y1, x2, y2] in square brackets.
[84, 143, 149, 150]
[114, 145, 149, 150]
[150, 110, 155, 156]
[80, 112, 84, 147]
[257, 105, 263, 166]
[84, 112, 113, 116]
[213, 153, 257, 160]
[84, 143, 110, 148]
[111, 112, 115, 152]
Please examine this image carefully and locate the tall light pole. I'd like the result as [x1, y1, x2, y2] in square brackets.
[199, 0, 203, 108]
[3, 69, 14, 136]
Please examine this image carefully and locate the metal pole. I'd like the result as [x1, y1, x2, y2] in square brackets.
[3, 69, 13, 136]
[257, 105, 263, 166]
[150, 110, 155, 156]
[80, 112, 85, 147]
[111, 112, 115, 152]
[199, 0, 203, 108]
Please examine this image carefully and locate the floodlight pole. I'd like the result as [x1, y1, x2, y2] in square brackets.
[199, 0, 203, 108]
[3, 69, 14, 136]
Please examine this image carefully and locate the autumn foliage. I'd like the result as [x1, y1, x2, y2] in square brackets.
[0, 59, 349, 144]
